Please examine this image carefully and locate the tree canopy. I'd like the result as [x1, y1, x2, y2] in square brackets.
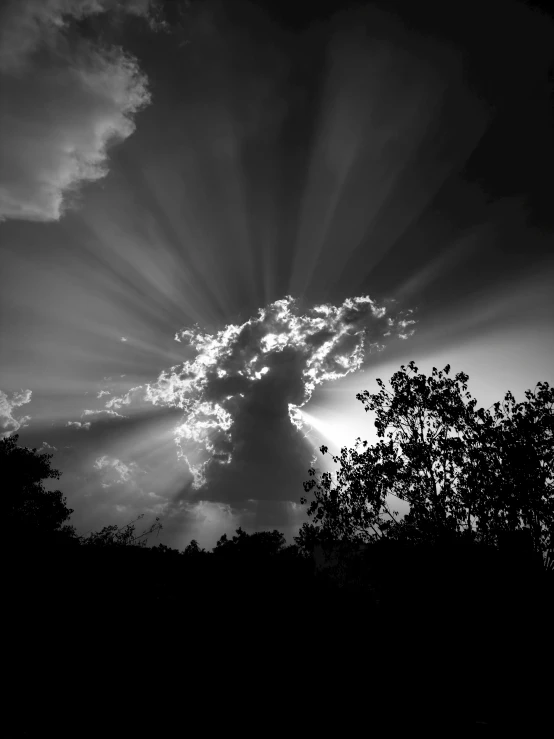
[297, 361, 553, 560]
[79, 513, 162, 548]
[214, 526, 286, 559]
[1, 433, 75, 542]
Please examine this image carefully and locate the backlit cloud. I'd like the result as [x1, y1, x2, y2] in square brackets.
[0, 0, 155, 222]
[104, 294, 415, 492]
[0, 388, 33, 438]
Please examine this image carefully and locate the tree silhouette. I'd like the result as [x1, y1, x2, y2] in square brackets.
[1, 434, 75, 543]
[293, 362, 553, 732]
[210, 527, 292, 611]
[293, 520, 334, 557]
[213, 526, 286, 558]
[79, 513, 162, 547]
[183, 538, 206, 556]
[299, 361, 553, 561]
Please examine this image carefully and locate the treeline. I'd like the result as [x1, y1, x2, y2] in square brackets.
[3, 360, 554, 735]
[6, 514, 550, 735]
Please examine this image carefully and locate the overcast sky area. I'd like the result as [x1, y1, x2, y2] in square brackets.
[1, 0, 553, 551]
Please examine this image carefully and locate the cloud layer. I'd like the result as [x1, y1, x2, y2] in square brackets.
[0, 0, 154, 222]
[104, 295, 415, 495]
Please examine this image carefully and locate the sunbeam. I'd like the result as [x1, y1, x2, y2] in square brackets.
[2, 4, 553, 733]
[1, 0, 552, 550]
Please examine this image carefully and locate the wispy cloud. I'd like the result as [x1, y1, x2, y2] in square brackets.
[0, 388, 32, 438]
[93, 454, 139, 487]
[0, 0, 155, 222]
[66, 420, 91, 430]
[37, 441, 58, 453]
[104, 386, 145, 411]
[81, 408, 127, 420]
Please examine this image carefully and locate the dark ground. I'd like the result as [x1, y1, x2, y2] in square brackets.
[5, 537, 553, 736]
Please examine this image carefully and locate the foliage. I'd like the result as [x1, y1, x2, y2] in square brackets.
[183, 538, 208, 556]
[293, 520, 335, 557]
[213, 526, 286, 559]
[298, 361, 554, 559]
[1, 434, 75, 540]
[465, 383, 554, 554]
[79, 513, 162, 548]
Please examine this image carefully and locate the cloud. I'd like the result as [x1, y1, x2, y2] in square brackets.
[0, 0, 155, 222]
[0, 388, 33, 437]
[81, 408, 127, 419]
[93, 454, 139, 487]
[106, 294, 415, 495]
[37, 441, 58, 453]
[66, 420, 91, 430]
[104, 386, 145, 410]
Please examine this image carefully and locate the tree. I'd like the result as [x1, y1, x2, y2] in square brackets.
[299, 361, 553, 560]
[80, 513, 162, 548]
[212, 527, 289, 603]
[465, 383, 554, 555]
[183, 538, 208, 557]
[294, 521, 334, 558]
[152, 542, 182, 556]
[1, 434, 75, 542]
[213, 527, 286, 558]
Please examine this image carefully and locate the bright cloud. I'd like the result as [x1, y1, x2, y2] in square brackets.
[0, 0, 155, 222]
[66, 420, 91, 430]
[0, 388, 33, 438]
[105, 294, 415, 491]
[81, 408, 127, 420]
[105, 386, 144, 410]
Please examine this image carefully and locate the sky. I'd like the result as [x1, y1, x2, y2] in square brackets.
[1, 0, 553, 551]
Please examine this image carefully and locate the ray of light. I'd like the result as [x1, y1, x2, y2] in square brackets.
[288, 18, 490, 298]
[104, 293, 414, 490]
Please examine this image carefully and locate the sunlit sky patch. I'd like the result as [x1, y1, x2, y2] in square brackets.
[1, 0, 553, 550]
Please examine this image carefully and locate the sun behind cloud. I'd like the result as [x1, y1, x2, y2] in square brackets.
[101, 294, 415, 491]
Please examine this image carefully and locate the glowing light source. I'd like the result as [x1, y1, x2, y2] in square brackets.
[293, 408, 360, 452]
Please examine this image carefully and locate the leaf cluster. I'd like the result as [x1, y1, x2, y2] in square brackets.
[297, 362, 554, 566]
